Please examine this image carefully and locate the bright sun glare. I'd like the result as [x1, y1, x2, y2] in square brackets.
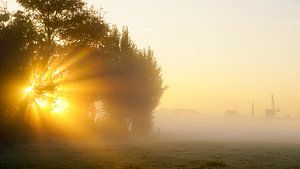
[24, 85, 34, 94]
[23, 67, 70, 115]
[21, 50, 91, 120]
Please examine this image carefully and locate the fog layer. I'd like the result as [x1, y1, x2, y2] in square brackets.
[155, 110, 300, 143]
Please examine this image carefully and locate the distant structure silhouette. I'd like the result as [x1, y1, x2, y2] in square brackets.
[251, 100, 255, 116]
[265, 94, 280, 118]
[225, 110, 239, 117]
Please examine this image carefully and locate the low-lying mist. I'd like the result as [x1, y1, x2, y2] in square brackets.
[154, 109, 300, 143]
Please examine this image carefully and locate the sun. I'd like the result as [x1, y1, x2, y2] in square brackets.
[21, 49, 94, 124]
[23, 66, 70, 115]
[24, 85, 34, 94]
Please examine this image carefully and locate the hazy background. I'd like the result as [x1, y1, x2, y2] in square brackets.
[86, 0, 300, 142]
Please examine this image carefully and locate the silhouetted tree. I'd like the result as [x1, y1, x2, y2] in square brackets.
[0, 5, 39, 143]
[17, 0, 108, 60]
[98, 27, 165, 135]
[0, 0, 108, 141]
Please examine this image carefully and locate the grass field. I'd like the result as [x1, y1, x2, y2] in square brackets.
[1, 140, 300, 169]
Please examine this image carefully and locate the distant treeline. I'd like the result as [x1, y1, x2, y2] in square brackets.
[0, 0, 165, 143]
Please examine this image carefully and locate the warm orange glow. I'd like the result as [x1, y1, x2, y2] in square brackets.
[18, 49, 99, 137]
[23, 69, 69, 115]
[22, 53, 87, 122]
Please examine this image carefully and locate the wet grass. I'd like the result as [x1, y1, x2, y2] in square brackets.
[0, 140, 300, 169]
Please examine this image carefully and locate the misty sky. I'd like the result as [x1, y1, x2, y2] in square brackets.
[7, 0, 300, 116]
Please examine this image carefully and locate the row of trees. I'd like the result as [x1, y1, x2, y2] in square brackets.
[0, 0, 165, 142]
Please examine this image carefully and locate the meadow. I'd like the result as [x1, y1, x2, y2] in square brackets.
[1, 140, 300, 169]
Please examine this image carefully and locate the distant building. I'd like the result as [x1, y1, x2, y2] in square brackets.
[225, 110, 239, 117]
[265, 94, 280, 118]
[265, 109, 275, 118]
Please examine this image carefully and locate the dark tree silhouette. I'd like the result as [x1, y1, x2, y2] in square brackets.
[0, 5, 39, 142]
[17, 0, 108, 60]
[98, 27, 165, 135]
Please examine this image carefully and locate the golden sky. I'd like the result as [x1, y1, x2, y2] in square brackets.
[7, 0, 300, 116]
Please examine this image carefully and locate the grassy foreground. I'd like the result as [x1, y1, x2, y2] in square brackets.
[0, 140, 300, 169]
